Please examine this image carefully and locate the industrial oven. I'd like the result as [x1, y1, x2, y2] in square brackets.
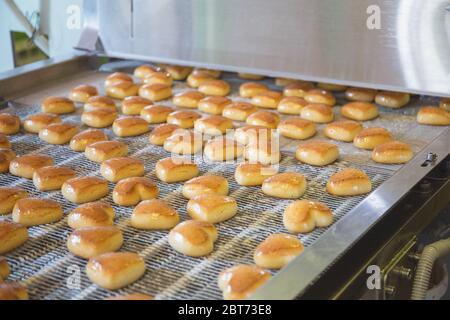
[0, 0, 449, 300]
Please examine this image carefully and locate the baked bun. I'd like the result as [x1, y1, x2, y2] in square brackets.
[275, 77, 296, 86]
[277, 118, 316, 140]
[62, 176, 109, 204]
[23, 113, 61, 133]
[39, 122, 79, 145]
[353, 127, 392, 150]
[0, 282, 28, 300]
[244, 140, 281, 165]
[317, 83, 347, 92]
[148, 123, 179, 146]
[70, 129, 108, 152]
[165, 65, 192, 80]
[246, 110, 280, 129]
[0, 256, 10, 280]
[67, 226, 123, 259]
[131, 199, 180, 230]
[86, 252, 145, 290]
[375, 91, 410, 108]
[204, 138, 244, 161]
[326, 168, 372, 196]
[155, 157, 199, 183]
[222, 102, 258, 121]
[12, 198, 63, 226]
[106, 82, 139, 100]
[134, 65, 159, 79]
[187, 194, 237, 223]
[251, 90, 282, 109]
[121, 96, 151, 115]
[239, 82, 268, 98]
[372, 141, 414, 164]
[0, 187, 28, 215]
[198, 96, 231, 115]
[33, 166, 76, 191]
[416, 106, 450, 126]
[9, 154, 54, 179]
[198, 80, 231, 96]
[105, 72, 134, 87]
[113, 177, 158, 206]
[218, 264, 271, 300]
[300, 104, 334, 123]
[0, 221, 28, 254]
[100, 157, 144, 183]
[0, 149, 15, 173]
[143, 71, 173, 86]
[238, 73, 264, 80]
[295, 141, 339, 166]
[194, 115, 233, 136]
[164, 130, 203, 155]
[341, 102, 379, 121]
[234, 163, 278, 186]
[283, 81, 314, 98]
[277, 96, 308, 115]
[69, 84, 98, 103]
[183, 175, 229, 199]
[262, 172, 306, 199]
[105, 293, 154, 301]
[41, 96, 76, 114]
[0, 134, 10, 149]
[139, 83, 172, 102]
[84, 96, 117, 112]
[140, 105, 174, 124]
[345, 87, 377, 102]
[167, 110, 202, 129]
[112, 116, 149, 137]
[0, 113, 20, 135]
[85, 141, 128, 163]
[305, 89, 336, 106]
[186, 70, 214, 88]
[440, 98, 450, 111]
[254, 234, 304, 269]
[68, 202, 115, 229]
[173, 91, 205, 108]
[283, 200, 334, 233]
[324, 120, 363, 142]
[168, 220, 218, 257]
[234, 125, 272, 146]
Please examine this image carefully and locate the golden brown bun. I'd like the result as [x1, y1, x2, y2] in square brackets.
[167, 110, 202, 129]
[254, 234, 304, 269]
[62, 176, 109, 204]
[67, 226, 123, 259]
[345, 87, 377, 102]
[341, 102, 379, 121]
[275, 78, 296, 86]
[234, 125, 272, 146]
[165, 65, 192, 80]
[246, 110, 280, 129]
[244, 140, 281, 165]
[131, 199, 180, 230]
[105, 72, 134, 87]
[194, 115, 233, 136]
[283, 200, 334, 233]
[317, 83, 347, 92]
[9, 154, 54, 179]
[0, 221, 28, 254]
[239, 82, 269, 98]
[140, 105, 174, 124]
[186, 70, 214, 88]
[324, 120, 363, 142]
[277, 118, 316, 140]
[39, 122, 79, 145]
[353, 127, 392, 150]
[305, 89, 336, 106]
[283, 81, 314, 98]
[68, 202, 115, 229]
[173, 91, 205, 108]
[416, 106, 450, 126]
[85, 141, 128, 163]
[86, 252, 145, 290]
[113, 116, 149, 137]
[168, 220, 218, 257]
[238, 73, 264, 80]
[155, 157, 199, 183]
[204, 138, 244, 161]
[262, 172, 307, 199]
[300, 104, 334, 123]
[372, 141, 414, 164]
[139, 83, 172, 102]
[218, 264, 271, 300]
[222, 102, 258, 121]
[0, 187, 28, 215]
[134, 65, 160, 79]
[106, 82, 139, 100]
[163, 130, 203, 155]
[143, 71, 173, 86]
[23, 113, 61, 134]
[295, 141, 339, 166]
[33, 166, 76, 191]
[194, 68, 221, 78]
[70, 129, 108, 152]
[199, 80, 231, 96]
[0, 282, 28, 300]
[235, 163, 278, 186]
[0, 256, 10, 280]
[375, 91, 410, 108]
[440, 98, 450, 111]
[326, 168, 372, 196]
[121, 96, 151, 115]
[41, 96, 76, 114]
[277, 96, 308, 115]
[105, 293, 154, 300]
[113, 177, 159, 206]
[148, 123, 179, 146]
[12, 198, 63, 226]
[0, 133, 11, 149]
[183, 175, 229, 199]
[100, 157, 144, 183]
[0, 113, 20, 135]
[187, 194, 237, 223]
[198, 96, 232, 115]
[84, 96, 117, 112]
[0, 148, 15, 173]
[69, 84, 98, 103]
[251, 90, 282, 109]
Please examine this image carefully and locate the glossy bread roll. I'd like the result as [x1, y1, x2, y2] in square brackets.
[113, 177, 159, 206]
[317, 83, 347, 92]
[23, 113, 61, 133]
[353, 127, 392, 150]
[0, 221, 28, 254]
[140, 105, 174, 124]
[84, 96, 117, 112]
[251, 90, 282, 109]
[283, 81, 314, 98]
[67, 226, 123, 259]
[194, 115, 233, 136]
[186, 70, 214, 88]
[295, 141, 339, 166]
[440, 98, 450, 111]
[163, 130, 203, 155]
[204, 138, 244, 161]
[254, 234, 304, 269]
[105, 293, 154, 301]
[100, 157, 144, 183]
[375, 91, 410, 108]
[33, 166, 76, 191]
[68, 202, 115, 229]
[277, 118, 316, 140]
[173, 91, 205, 108]
[85, 141, 128, 163]
[300, 104, 334, 123]
[0, 113, 20, 135]
[182, 175, 229, 199]
[0, 149, 15, 173]
[218, 265, 271, 300]
[155, 157, 199, 183]
[277, 96, 308, 115]
[0, 256, 10, 280]
[324, 120, 363, 142]
[9, 154, 54, 179]
[0, 133, 11, 149]
[345, 87, 377, 102]
[372, 141, 414, 164]
[244, 140, 281, 165]
[0, 282, 28, 300]
[70, 129, 108, 152]
[0, 187, 28, 215]
[69, 84, 98, 103]
[246, 110, 280, 129]
[134, 65, 159, 79]
[262, 172, 307, 199]
[304, 89, 336, 106]
[105, 72, 134, 87]
[41, 96, 76, 114]
[62, 176, 109, 204]
[234, 163, 278, 186]
[143, 71, 173, 86]
[283, 200, 334, 233]
[12, 198, 63, 226]
[139, 83, 172, 102]
[416, 106, 450, 126]
[198, 80, 231, 96]
[148, 123, 179, 145]
[326, 168, 372, 196]
[168, 220, 218, 257]
[341, 102, 379, 121]
[131, 199, 179, 230]
[238, 73, 264, 80]
[165, 65, 192, 80]
[198, 96, 231, 115]
[167, 110, 202, 129]
[113, 116, 149, 137]
[187, 194, 237, 223]
[234, 125, 272, 146]
[39, 122, 79, 145]
[239, 82, 268, 98]
[121, 96, 151, 115]
[106, 82, 139, 100]
[222, 102, 258, 121]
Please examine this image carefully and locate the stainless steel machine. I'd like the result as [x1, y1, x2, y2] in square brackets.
[0, 0, 449, 300]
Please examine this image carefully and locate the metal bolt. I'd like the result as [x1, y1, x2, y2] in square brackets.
[385, 285, 396, 296]
[408, 252, 421, 261]
[392, 266, 413, 280]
